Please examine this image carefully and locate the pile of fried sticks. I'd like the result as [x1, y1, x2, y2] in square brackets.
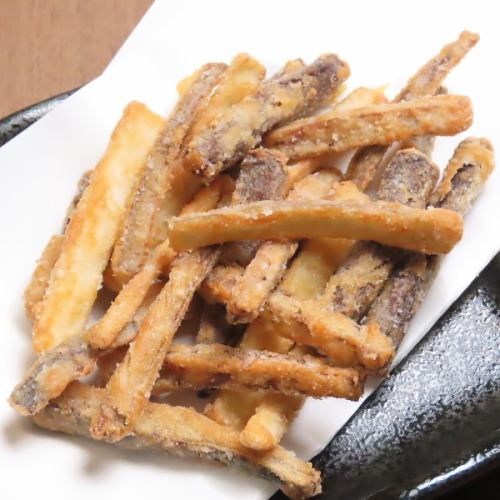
[10, 31, 495, 499]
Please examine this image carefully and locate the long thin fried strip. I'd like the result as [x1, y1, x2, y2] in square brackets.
[346, 30, 478, 190]
[238, 148, 439, 449]
[267, 293, 393, 369]
[168, 197, 463, 255]
[366, 137, 494, 350]
[184, 54, 350, 179]
[24, 235, 64, 322]
[155, 344, 364, 399]
[33, 383, 321, 499]
[33, 102, 165, 354]
[224, 88, 385, 323]
[111, 64, 226, 282]
[92, 247, 220, 442]
[264, 94, 473, 160]
[396, 31, 479, 101]
[9, 179, 228, 417]
[365, 254, 429, 350]
[26, 170, 96, 320]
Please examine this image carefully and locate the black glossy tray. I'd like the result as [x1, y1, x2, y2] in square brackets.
[1, 94, 499, 500]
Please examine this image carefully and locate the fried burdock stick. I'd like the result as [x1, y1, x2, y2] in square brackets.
[184, 54, 350, 179]
[224, 170, 343, 324]
[32, 102, 164, 354]
[32, 382, 322, 499]
[168, 197, 463, 255]
[346, 31, 478, 190]
[24, 235, 64, 323]
[225, 87, 386, 324]
[366, 137, 494, 350]
[91, 247, 220, 442]
[9, 179, 229, 417]
[320, 149, 440, 315]
[203, 149, 438, 446]
[110, 64, 226, 282]
[219, 148, 289, 266]
[92, 164, 274, 440]
[264, 94, 472, 160]
[154, 344, 364, 400]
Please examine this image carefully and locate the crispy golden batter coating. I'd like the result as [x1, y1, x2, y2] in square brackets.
[184, 54, 350, 179]
[111, 64, 226, 282]
[24, 235, 64, 323]
[346, 31, 478, 190]
[10, 180, 227, 417]
[33, 383, 322, 499]
[265, 95, 472, 160]
[156, 344, 364, 399]
[91, 248, 220, 442]
[168, 198, 463, 255]
[431, 137, 494, 206]
[33, 102, 165, 354]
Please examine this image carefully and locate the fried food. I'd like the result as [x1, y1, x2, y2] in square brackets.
[33, 382, 322, 499]
[33, 102, 165, 354]
[346, 31, 478, 190]
[110, 64, 226, 282]
[366, 137, 495, 352]
[24, 235, 64, 322]
[264, 94, 473, 160]
[195, 302, 227, 344]
[396, 31, 479, 101]
[321, 149, 440, 315]
[220, 148, 289, 265]
[92, 247, 220, 442]
[431, 137, 495, 206]
[225, 177, 360, 324]
[224, 88, 385, 323]
[168, 197, 463, 255]
[237, 148, 439, 449]
[155, 344, 364, 399]
[184, 54, 350, 179]
[10, 180, 227, 417]
[10, 38, 494, 496]
[186, 54, 266, 142]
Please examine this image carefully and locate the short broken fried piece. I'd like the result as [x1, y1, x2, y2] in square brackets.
[33, 382, 322, 499]
[33, 102, 165, 353]
[168, 197, 463, 254]
[155, 344, 365, 399]
[184, 54, 350, 179]
[265, 94, 473, 160]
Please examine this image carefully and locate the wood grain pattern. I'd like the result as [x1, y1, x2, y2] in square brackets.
[0, 0, 153, 118]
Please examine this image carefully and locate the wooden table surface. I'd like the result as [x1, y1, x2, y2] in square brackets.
[1, 2, 498, 498]
[0, 0, 153, 119]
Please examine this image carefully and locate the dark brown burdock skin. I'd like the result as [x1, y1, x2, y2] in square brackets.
[365, 137, 495, 354]
[220, 148, 288, 265]
[185, 54, 350, 180]
[321, 149, 439, 320]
